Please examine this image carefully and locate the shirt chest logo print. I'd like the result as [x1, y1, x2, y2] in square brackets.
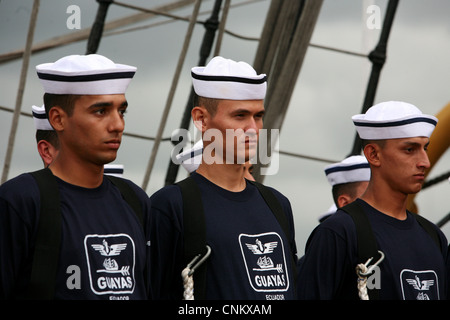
[84, 234, 136, 295]
[91, 240, 130, 276]
[245, 239, 283, 273]
[239, 232, 289, 292]
[400, 269, 439, 300]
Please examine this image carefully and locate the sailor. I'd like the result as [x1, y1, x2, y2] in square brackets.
[298, 101, 447, 300]
[318, 155, 370, 222]
[0, 54, 152, 299]
[32, 104, 59, 167]
[150, 56, 297, 300]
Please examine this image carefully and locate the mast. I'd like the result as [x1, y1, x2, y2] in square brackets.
[252, 0, 323, 182]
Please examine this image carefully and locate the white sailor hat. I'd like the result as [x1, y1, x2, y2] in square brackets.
[104, 164, 124, 177]
[36, 54, 136, 95]
[324, 155, 370, 186]
[32, 104, 53, 131]
[191, 56, 267, 100]
[352, 101, 437, 140]
[176, 140, 203, 173]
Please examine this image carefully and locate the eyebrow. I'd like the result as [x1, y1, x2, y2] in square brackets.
[231, 108, 265, 115]
[88, 100, 128, 109]
[401, 140, 430, 148]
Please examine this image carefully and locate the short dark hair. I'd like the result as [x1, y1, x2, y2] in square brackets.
[331, 181, 362, 207]
[361, 139, 386, 150]
[35, 129, 60, 149]
[193, 93, 220, 117]
[43, 93, 80, 117]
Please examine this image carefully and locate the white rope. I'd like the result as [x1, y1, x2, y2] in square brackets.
[182, 267, 194, 300]
[356, 263, 369, 300]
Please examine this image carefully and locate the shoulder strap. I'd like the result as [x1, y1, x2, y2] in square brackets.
[412, 213, 442, 253]
[176, 176, 208, 300]
[248, 180, 298, 296]
[340, 200, 380, 300]
[106, 175, 143, 227]
[26, 167, 61, 300]
[248, 180, 291, 241]
[26, 171, 145, 299]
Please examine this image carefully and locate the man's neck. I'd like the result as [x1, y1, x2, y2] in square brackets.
[49, 153, 104, 188]
[360, 180, 409, 220]
[196, 162, 247, 192]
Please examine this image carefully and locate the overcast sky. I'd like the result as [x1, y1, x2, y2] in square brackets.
[1, 0, 450, 254]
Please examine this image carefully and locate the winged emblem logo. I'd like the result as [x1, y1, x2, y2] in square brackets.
[91, 239, 127, 256]
[245, 238, 278, 255]
[406, 275, 435, 291]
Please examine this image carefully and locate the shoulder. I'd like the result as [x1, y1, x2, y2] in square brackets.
[0, 172, 40, 202]
[105, 176, 150, 202]
[149, 183, 183, 211]
[412, 212, 448, 253]
[311, 209, 357, 240]
[250, 181, 292, 209]
[0, 172, 41, 225]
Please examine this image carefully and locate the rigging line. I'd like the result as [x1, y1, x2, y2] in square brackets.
[422, 170, 450, 189]
[1, 0, 40, 184]
[436, 212, 450, 228]
[0, 105, 171, 142]
[141, 0, 202, 191]
[277, 150, 339, 164]
[309, 43, 368, 58]
[112, 0, 263, 41]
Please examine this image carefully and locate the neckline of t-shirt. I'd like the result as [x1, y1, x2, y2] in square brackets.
[356, 198, 415, 230]
[54, 175, 109, 198]
[191, 171, 255, 202]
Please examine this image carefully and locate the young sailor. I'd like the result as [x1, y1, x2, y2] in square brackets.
[0, 54, 152, 299]
[150, 56, 298, 300]
[319, 155, 370, 222]
[298, 101, 447, 300]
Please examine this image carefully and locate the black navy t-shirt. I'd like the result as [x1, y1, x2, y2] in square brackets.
[298, 198, 448, 300]
[0, 172, 152, 300]
[150, 172, 298, 300]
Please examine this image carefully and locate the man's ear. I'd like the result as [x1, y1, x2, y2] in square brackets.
[37, 140, 55, 167]
[363, 143, 381, 167]
[191, 106, 208, 133]
[48, 106, 65, 131]
[337, 194, 352, 208]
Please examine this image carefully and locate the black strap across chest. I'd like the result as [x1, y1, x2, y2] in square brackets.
[176, 176, 296, 300]
[25, 167, 143, 299]
[340, 200, 443, 300]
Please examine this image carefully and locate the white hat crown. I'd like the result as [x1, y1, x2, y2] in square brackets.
[352, 101, 437, 140]
[191, 56, 266, 100]
[176, 140, 203, 173]
[324, 155, 370, 186]
[32, 104, 53, 131]
[36, 54, 136, 95]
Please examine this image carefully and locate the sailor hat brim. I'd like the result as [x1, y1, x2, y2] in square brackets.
[32, 104, 53, 131]
[352, 101, 438, 140]
[324, 155, 370, 186]
[176, 140, 203, 173]
[191, 56, 266, 100]
[104, 164, 124, 177]
[36, 54, 136, 95]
